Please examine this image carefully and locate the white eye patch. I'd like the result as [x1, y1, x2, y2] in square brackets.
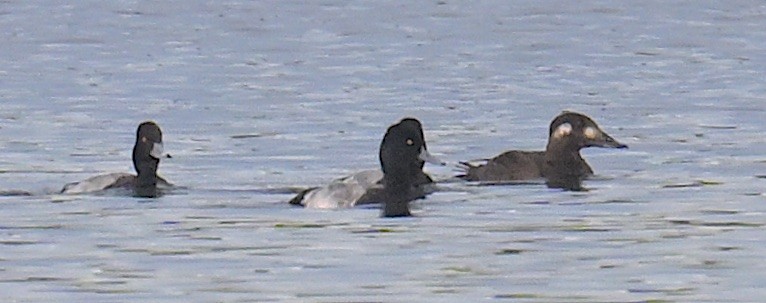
[553, 123, 572, 138]
[584, 126, 598, 139]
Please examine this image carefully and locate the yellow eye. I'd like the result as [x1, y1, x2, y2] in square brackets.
[406, 138, 414, 146]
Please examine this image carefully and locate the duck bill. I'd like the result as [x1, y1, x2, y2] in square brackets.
[150, 142, 166, 159]
[419, 147, 446, 166]
[589, 132, 628, 149]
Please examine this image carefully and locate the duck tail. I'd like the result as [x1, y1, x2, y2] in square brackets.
[454, 161, 475, 179]
[288, 187, 316, 207]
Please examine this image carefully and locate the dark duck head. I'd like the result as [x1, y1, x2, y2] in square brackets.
[132, 121, 168, 197]
[379, 118, 443, 218]
[544, 111, 627, 190]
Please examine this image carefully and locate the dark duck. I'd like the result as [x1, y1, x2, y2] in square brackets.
[458, 111, 627, 190]
[378, 118, 443, 217]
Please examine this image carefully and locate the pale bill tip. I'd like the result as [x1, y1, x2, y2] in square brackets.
[419, 148, 446, 166]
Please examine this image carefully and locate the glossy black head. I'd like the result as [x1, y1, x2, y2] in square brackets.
[379, 118, 442, 218]
[547, 111, 627, 150]
[132, 121, 164, 197]
[379, 118, 443, 178]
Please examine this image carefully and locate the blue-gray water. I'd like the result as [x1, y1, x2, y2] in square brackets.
[1, 1, 764, 302]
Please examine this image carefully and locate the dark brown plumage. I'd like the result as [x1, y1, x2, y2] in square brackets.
[458, 111, 627, 190]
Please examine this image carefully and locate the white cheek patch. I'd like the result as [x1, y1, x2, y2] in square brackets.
[584, 126, 598, 139]
[553, 123, 572, 138]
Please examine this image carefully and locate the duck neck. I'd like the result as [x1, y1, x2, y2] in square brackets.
[381, 177, 413, 218]
[543, 141, 587, 190]
[134, 170, 158, 198]
[544, 140, 588, 170]
[133, 157, 160, 198]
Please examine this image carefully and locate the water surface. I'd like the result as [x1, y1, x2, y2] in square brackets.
[1, 1, 764, 302]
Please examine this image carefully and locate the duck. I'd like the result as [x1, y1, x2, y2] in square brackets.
[60, 121, 172, 197]
[457, 111, 627, 190]
[378, 118, 444, 217]
[289, 118, 444, 213]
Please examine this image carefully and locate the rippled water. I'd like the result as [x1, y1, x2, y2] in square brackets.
[1, 1, 764, 302]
